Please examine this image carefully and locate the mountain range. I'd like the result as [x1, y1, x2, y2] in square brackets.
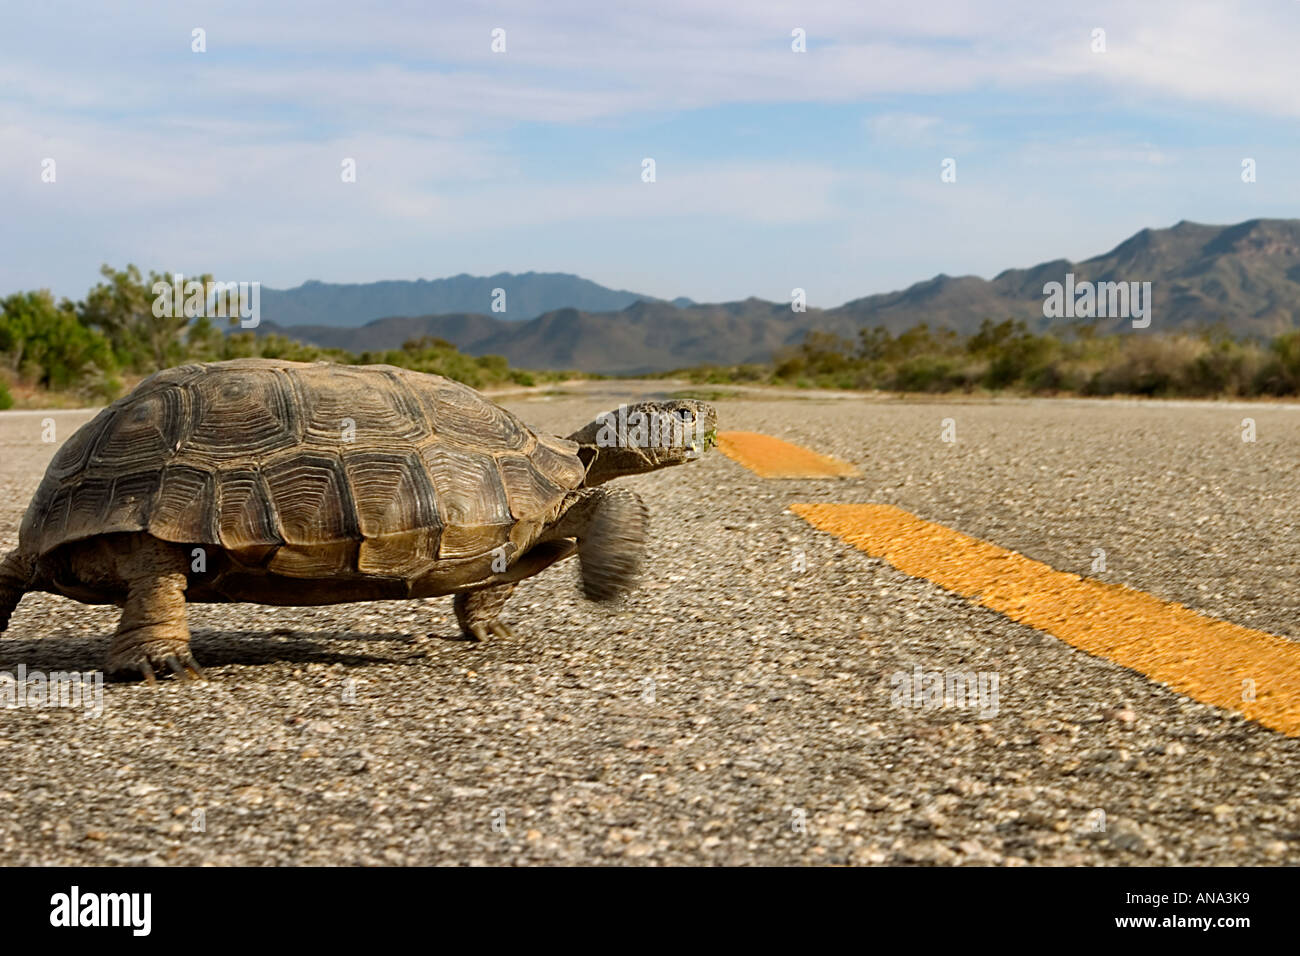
[257, 219, 1300, 374]
[260, 271, 692, 326]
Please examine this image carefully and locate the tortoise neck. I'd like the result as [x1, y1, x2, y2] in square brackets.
[574, 442, 657, 486]
[566, 417, 659, 486]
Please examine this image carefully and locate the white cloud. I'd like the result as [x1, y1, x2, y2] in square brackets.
[8, 1, 1300, 131]
[4, 0, 1300, 300]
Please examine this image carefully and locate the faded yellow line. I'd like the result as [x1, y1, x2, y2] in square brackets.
[791, 502, 1300, 737]
[717, 431, 859, 478]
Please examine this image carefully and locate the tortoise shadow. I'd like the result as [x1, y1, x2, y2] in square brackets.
[0, 628, 472, 674]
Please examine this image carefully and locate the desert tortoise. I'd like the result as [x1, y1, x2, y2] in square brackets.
[0, 359, 716, 681]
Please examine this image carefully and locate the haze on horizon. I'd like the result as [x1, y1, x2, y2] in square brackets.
[4, 1, 1299, 308]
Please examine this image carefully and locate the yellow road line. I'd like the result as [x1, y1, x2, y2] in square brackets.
[717, 431, 860, 478]
[791, 502, 1300, 737]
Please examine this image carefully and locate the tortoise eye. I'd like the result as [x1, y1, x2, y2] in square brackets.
[675, 408, 693, 421]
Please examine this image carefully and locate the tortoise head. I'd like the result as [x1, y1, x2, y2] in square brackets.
[568, 399, 717, 486]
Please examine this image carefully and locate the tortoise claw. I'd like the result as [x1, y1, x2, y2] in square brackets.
[462, 621, 513, 642]
[164, 652, 205, 681]
[110, 646, 205, 683]
[164, 655, 195, 681]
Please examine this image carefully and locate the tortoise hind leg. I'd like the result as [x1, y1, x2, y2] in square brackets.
[454, 584, 517, 642]
[0, 548, 34, 632]
[450, 539, 580, 641]
[106, 538, 203, 683]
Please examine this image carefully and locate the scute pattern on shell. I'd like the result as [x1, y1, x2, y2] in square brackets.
[22, 359, 587, 580]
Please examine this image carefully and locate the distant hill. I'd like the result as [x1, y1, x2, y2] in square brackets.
[256, 298, 803, 374]
[260, 271, 665, 326]
[833, 218, 1300, 338]
[256, 219, 1300, 373]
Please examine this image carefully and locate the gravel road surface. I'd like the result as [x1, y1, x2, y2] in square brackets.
[1, 384, 1297, 865]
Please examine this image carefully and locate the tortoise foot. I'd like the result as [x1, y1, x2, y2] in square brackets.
[108, 636, 205, 684]
[464, 620, 515, 642]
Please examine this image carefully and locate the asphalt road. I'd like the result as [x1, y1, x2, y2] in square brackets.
[1, 383, 1297, 865]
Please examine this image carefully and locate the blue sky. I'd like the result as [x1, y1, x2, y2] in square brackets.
[4, 1, 1300, 307]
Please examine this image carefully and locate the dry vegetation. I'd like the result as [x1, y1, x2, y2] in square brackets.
[673, 320, 1300, 399]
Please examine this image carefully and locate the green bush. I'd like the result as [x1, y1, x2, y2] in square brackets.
[891, 355, 973, 392]
[0, 290, 117, 392]
[1254, 330, 1300, 395]
[0, 269, 546, 404]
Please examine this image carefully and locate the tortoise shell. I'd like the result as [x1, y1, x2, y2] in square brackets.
[22, 359, 586, 581]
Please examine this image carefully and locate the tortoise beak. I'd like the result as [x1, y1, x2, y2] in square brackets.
[687, 427, 717, 458]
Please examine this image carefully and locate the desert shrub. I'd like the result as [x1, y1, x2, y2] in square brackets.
[1084, 335, 1205, 396]
[1182, 338, 1267, 396]
[1252, 330, 1300, 395]
[0, 290, 117, 391]
[891, 355, 971, 392]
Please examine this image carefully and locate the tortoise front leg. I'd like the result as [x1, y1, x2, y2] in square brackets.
[107, 539, 203, 683]
[454, 583, 517, 642]
[546, 487, 648, 602]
